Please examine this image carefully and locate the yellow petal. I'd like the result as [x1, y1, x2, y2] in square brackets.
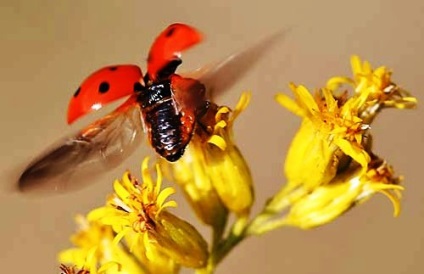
[293, 85, 319, 115]
[208, 135, 227, 150]
[380, 189, 402, 217]
[275, 93, 306, 117]
[231, 92, 251, 121]
[154, 164, 163, 197]
[161, 200, 178, 209]
[113, 228, 130, 246]
[350, 55, 363, 75]
[87, 207, 119, 221]
[333, 138, 370, 170]
[326, 76, 354, 90]
[141, 157, 154, 191]
[113, 179, 130, 201]
[156, 187, 176, 209]
[322, 88, 338, 113]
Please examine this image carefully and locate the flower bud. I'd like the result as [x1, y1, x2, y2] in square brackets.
[276, 84, 370, 196]
[159, 136, 228, 228]
[160, 93, 254, 218]
[87, 157, 207, 270]
[151, 210, 209, 268]
[284, 156, 403, 229]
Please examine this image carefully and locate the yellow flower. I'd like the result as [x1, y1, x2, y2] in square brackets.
[159, 134, 228, 228]
[88, 157, 208, 269]
[58, 215, 142, 274]
[264, 55, 415, 228]
[284, 155, 403, 229]
[160, 92, 254, 218]
[204, 92, 254, 217]
[327, 55, 417, 123]
[275, 84, 370, 194]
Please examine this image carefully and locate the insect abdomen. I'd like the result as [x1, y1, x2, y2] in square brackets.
[146, 100, 186, 161]
[137, 80, 189, 162]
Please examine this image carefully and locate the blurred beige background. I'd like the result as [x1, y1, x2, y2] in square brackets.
[1, 0, 424, 273]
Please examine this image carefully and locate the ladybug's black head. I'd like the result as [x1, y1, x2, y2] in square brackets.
[145, 58, 182, 84]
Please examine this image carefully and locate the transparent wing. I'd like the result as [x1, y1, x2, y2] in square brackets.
[18, 103, 145, 195]
[183, 28, 290, 100]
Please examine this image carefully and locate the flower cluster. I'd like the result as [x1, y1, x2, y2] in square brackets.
[59, 56, 416, 273]
[58, 215, 141, 274]
[59, 94, 254, 273]
[60, 158, 209, 273]
[267, 55, 416, 229]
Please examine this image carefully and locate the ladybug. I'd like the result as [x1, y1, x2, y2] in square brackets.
[18, 23, 283, 194]
[68, 24, 206, 162]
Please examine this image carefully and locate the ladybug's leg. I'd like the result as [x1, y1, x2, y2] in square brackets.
[170, 74, 206, 109]
[195, 100, 220, 141]
[170, 74, 216, 141]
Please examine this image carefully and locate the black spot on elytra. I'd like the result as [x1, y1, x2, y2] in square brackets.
[98, 82, 110, 93]
[109, 66, 118, 71]
[165, 27, 175, 37]
[134, 82, 143, 92]
[73, 87, 81, 97]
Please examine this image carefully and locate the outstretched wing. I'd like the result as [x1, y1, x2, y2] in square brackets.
[183, 29, 289, 100]
[18, 101, 145, 195]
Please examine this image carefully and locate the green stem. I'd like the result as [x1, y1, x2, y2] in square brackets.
[211, 216, 227, 252]
[204, 210, 283, 270]
[195, 264, 215, 274]
[213, 227, 246, 266]
[248, 217, 289, 235]
[264, 185, 307, 213]
[197, 185, 302, 272]
[196, 215, 228, 274]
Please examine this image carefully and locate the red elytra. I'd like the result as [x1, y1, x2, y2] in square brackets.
[67, 65, 142, 124]
[147, 23, 202, 81]
[67, 23, 202, 124]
